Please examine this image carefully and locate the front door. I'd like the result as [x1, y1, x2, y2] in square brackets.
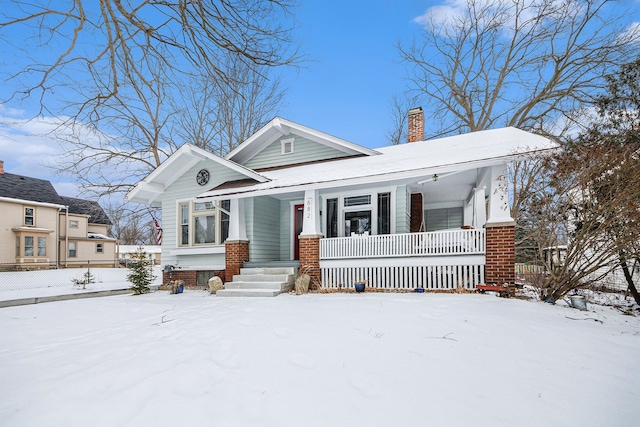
[293, 204, 304, 260]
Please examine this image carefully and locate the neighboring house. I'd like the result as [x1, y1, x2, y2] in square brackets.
[118, 245, 162, 266]
[0, 161, 117, 269]
[127, 109, 556, 291]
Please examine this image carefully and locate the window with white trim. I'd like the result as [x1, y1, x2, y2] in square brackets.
[37, 237, 46, 256]
[69, 220, 79, 228]
[425, 207, 463, 231]
[24, 207, 34, 226]
[96, 243, 104, 253]
[281, 137, 295, 155]
[24, 236, 34, 256]
[68, 242, 77, 258]
[178, 200, 230, 247]
[325, 191, 393, 237]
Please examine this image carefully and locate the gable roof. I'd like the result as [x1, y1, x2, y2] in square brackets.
[0, 172, 65, 206]
[225, 117, 380, 165]
[199, 127, 557, 199]
[126, 144, 269, 205]
[60, 196, 112, 225]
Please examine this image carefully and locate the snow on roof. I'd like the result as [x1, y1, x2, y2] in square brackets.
[199, 127, 557, 199]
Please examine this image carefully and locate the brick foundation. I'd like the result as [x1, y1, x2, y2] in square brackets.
[485, 224, 515, 285]
[410, 193, 423, 233]
[225, 240, 249, 282]
[163, 269, 197, 287]
[299, 235, 321, 287]
[161, 269, 224, 288]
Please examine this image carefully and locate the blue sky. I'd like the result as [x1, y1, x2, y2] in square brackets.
[1, 0, 639, 198]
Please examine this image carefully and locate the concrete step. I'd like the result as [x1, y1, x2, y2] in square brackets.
[216, 288, 287, 297]
[232, 273, 294, 283]
[239, 267, 297, 275]
[224, 281, 293, 291]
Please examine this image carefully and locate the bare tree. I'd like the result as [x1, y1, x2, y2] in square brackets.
[386, 94, 419, 145]
[173, 52, 286, 157]
[1, 0, 299, 122]
[531, 135, 640, 303]
[398, 0, 639, 139]
[105, 201, 157, 245]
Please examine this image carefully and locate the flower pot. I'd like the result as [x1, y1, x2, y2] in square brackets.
[354, 282, 365, 293]
[569, 295, 587, 311]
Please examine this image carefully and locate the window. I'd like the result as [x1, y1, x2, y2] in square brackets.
[24, 236, 34, 256]
[281, 137, 295, 155]
[69, 220, 79, 228]
[220, 200, 230, 243]
[179, 203, 189, 246]
[326, 198, 338, 238]
[15, 236, 20, 257]
[377, 193, 391, 235]
[425, 207, 463, 232]
[179, 200, 230, 247]
[24, 207, 34, 226]
[68, 242, 77, 258]
[37, 237, 46, 256]
[96, 243, 104, 253]
[326, 191, 393, 237]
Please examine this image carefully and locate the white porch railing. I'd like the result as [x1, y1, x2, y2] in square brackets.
[319, 229, 485, 290]
[320, 229, 485, 259]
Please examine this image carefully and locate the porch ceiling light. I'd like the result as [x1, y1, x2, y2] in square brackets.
[432, 174, 438, 182]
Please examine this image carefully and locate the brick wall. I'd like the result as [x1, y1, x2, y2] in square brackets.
[299, 236, 321, 286]
[485, 224, 515, 285]
[410, 193, 423, 233]
[225, 240, 249, 282]
[163, 269, 197, 287]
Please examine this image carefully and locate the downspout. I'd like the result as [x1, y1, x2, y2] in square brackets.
[56, 207, 61, 269]
[65, 205, 69, 268]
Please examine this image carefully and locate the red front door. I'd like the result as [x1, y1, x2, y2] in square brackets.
[294, 204, 304, 260]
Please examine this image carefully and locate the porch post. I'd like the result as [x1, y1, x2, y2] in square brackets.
[484, 164, 515, 285]
[486, 164, 514, 225]
[225, 198, 249, 282]
[473, 186, 487, 229]
[299, 189, 323, 286]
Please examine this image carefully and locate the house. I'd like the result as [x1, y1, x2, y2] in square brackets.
[118, 245, 162, 266]
[127, 109, 556, 294]
[0, 161, 117, 269]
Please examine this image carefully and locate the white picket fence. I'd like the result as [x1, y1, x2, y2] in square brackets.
[319, 229, 486, 290]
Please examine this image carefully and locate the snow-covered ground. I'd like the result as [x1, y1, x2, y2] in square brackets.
[0, 288, 638, 426]
[0, 267, 162, 301]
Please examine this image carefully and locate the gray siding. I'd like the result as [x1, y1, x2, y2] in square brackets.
[246, 196, 281, 262]
[161, 160, 249, 268]
[395, 185, 410, 234]
[243, 136, 352, 169]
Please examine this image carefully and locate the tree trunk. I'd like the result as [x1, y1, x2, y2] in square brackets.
[619, 253, 640, 305]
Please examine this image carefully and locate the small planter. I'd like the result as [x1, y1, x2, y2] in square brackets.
[569, 295, 587, 311]
[414, 288, 425, 293]
[354, 281, 366, 293]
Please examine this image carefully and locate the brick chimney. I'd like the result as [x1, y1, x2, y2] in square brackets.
[408, 107, 424, 143]
[0, 160, 4, 174]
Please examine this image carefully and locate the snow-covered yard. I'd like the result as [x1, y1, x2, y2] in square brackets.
[0, 289, 638, 427]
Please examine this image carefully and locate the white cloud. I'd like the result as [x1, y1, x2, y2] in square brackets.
[0, 105, 98, 197]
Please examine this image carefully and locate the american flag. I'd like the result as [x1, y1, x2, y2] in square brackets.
[154, 218, 163, 245]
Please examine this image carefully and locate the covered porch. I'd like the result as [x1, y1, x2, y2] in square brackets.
[217, 163, 515, 290]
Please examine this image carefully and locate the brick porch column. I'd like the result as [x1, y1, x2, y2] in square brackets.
[225, 240, 249, 283]
[484, 223, 515, 285]
[299, 235, 321, 287]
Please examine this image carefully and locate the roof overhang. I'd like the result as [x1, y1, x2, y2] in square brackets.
[126, 144, 269, 205]
[198, 127, 558, 200]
